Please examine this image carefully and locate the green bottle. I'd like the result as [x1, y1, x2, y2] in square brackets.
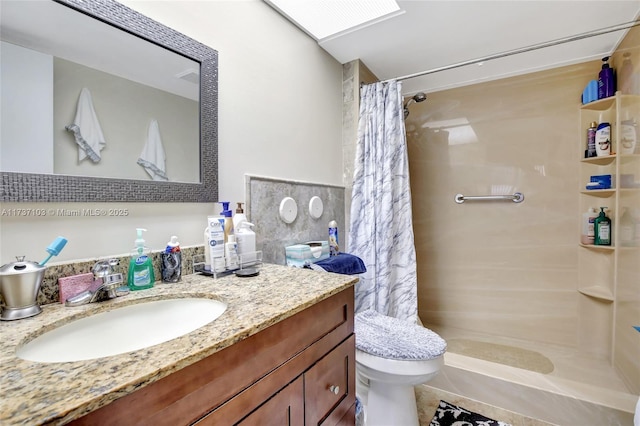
[594, 207, 612, 246]
[128, 228, 155, 290]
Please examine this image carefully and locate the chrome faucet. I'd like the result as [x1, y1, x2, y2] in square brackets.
[65, 259, 129, 306]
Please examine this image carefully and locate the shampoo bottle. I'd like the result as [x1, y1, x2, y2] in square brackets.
[581, 207, 598, 245]
[598, 56, 615, 99]
[595, 115, 611, 157]
[161, 235, 181, 283]
[594, 207, 612, 246]
[128, 228, 155, 290]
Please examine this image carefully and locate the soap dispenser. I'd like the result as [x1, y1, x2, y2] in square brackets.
[594, 207, 612, 246]
[233, 202, 248, 230]
[128, 228, 155, 290]
[598, 56, 615, 99]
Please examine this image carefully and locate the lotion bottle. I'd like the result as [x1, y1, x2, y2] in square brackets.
[128, 228, 155, 290]
[581, 207, 598, 245]
[236, 221, 256, 265]
[225, 235, 239, 269]
[594, 207, 612, 246]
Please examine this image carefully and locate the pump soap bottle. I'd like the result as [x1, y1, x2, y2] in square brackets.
[128, 228, 155, 290]
[594, 207, 612, 246]
[598, 56, 615, 99]
[233, 202, 247, 230]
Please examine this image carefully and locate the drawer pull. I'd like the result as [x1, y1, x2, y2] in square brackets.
[329, 385, 340, 395]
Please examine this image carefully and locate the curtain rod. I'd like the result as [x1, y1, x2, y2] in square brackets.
[381, 19, 640, 84]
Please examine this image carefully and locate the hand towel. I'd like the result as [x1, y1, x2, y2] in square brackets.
[137, 119, 168, 181]
[306, 253, 367, 275]
[65, 87, 106, 163]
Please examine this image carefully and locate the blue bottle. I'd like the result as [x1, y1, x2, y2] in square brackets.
[598, 56, 615, 99]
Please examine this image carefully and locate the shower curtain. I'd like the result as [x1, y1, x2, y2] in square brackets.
[348, 80, 418, 323]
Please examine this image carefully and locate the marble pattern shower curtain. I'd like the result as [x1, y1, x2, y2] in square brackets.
[348, 80, 418, 323]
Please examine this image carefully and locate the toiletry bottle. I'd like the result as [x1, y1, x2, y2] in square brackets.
[620, 112, 637, 155]
[586, 121, 597, 158]
[233, 202, 247, 230]
[620, 207, 634, 247]
[219, 201, 234, 243]
[329, 220, 339, 256]
[236, 221, 256, 265]
[581, 207, 598, 245]
[619, 53, 633, 95]
[594, 207, 612, 246]
[225, 235, 239, 269]
[208, 215, 226, 272]
[598, 56, 615, 99]
[595, 117, 611, 157]
[128, 228, 155, 290]
[161, 235, 181, 283]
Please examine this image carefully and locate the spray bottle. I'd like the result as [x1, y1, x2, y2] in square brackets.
[128, 228, 155, 290]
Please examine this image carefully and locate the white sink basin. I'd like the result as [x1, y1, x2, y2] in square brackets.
[16, 298, 227, 363]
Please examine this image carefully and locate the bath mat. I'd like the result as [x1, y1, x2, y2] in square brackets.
[429, 400, 512, 426]
[446, 338, 554, 374]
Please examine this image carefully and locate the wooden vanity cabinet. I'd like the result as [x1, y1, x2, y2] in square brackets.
[70, 286, 355, 426]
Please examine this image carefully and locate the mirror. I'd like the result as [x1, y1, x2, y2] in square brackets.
[0, 0, 218, 202]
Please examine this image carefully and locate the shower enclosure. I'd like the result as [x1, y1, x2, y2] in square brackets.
[403, 32, 639, 424]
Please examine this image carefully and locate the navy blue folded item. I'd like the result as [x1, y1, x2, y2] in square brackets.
[311, 252, 366, 275]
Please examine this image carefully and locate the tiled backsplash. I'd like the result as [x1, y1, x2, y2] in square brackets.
[8, 246, 204, 307]
[245, 175, 345, 265]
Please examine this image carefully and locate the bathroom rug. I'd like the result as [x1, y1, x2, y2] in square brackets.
[429, 400, 512, 426]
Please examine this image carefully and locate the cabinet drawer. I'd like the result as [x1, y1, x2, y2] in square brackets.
[304, 335, 355, 426]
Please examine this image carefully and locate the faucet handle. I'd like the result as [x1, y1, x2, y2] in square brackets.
[92, 258, 119, 278]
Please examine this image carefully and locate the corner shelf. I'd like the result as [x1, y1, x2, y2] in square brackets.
[579, 243, 615, 251]
[580, 155, 617, 165]
[580, 189, 616, 196]
[578, 286, 615, 302]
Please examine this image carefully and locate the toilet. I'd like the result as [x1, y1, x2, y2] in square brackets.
[354, 309, 447, 426]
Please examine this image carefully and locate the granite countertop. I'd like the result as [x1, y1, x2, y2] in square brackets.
[0, 263, 358, 425]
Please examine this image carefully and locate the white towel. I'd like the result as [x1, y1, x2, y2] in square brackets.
[65, 88, 106, 163]
[137, 119, 168, 181]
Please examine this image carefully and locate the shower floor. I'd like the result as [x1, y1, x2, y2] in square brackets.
[420, 324, 637, 425]
[426, 324, 629, 392]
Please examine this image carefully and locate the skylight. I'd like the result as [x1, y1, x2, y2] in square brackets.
[265, 0, 402, 41]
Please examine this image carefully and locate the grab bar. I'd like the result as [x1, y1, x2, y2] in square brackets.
[454, 192, 524, 204]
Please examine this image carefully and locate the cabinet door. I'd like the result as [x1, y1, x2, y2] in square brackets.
[304, 335, 355, 426]
[238, 377, 304, 426]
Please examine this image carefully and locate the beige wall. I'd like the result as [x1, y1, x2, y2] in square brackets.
[406, 61, 596, 348]
[0, 0, 343, 264]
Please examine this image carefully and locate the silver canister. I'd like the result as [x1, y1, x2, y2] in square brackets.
[0, 257, 45, 320]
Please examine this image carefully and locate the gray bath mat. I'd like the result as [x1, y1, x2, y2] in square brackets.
[446, 338, 554, 374]
[429, 400, 512, 426]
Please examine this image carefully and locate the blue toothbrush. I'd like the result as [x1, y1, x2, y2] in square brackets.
[39, 237, 68, 266]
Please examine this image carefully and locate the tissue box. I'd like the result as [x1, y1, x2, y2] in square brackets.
[285, 241, 330, 267]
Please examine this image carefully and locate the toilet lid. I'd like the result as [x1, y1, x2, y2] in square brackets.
[355, 309, 447, 361]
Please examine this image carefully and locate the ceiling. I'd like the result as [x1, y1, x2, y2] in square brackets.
[267, 1, 640, 96]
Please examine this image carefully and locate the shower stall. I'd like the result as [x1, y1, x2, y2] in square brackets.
[403, 33, 640, 424]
